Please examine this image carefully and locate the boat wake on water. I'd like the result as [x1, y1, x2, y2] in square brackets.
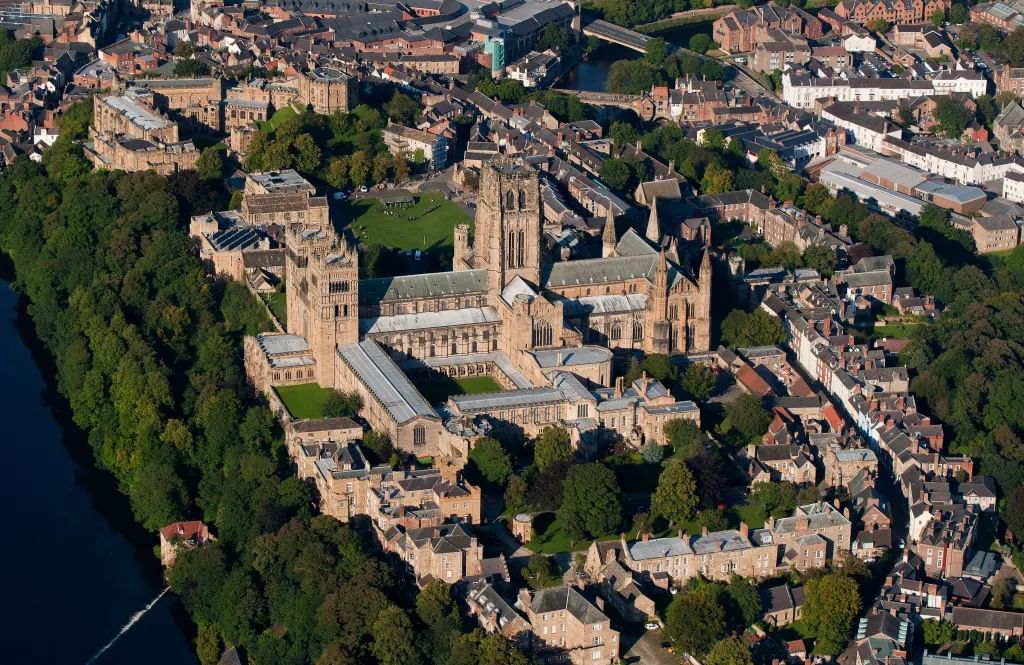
[85, 586, 170, 665]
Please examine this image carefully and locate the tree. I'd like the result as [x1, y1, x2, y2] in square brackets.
[645, 37, 670, 67]
[921, 619, 956, 647]
[362, 430, 394, 464]
[384, 91, 421, 125]
[803, 573, 862, 656]
[372, 152, 392, 184]
[726, 575, 762, 629]
[935, 96, 972, 138]
[723, 394, 772, 443]
[196, 147, 224, 182]
[706, 636, 754, 665]
[610, 121, 640, 148]
[949, 3, 967, 24]
[745, 481, 798, 518]
[175, 58, 210, 76]
[641, 440, 664, 463]
[1004, 485, 1024, 539]
[469, 437, 513, 486]
[803, 244, 838, 277]
[349, 150, 370, 186]
[665, 590, 726, 656]
[372, 605, 423, 665]
[688, 450, 726, 508]
[504, 474, 528, 513]
[537, 23, 571, 52]
[689, 33, 713, 54]
[534, 426, 573, 471]
[322, 390, 363, 418]
[416, 580, 462, 656]
[525, 553, 560, 589]
[558, 463, 623, 542]
[652, 460, 699, 525]
[599, 158, 633, 192]
[682, 363, 716, 402]
[720, 309, 786, 348]
[701, 164, 734, 195]
[392, 154, 410, 182]
[664, 419, 705, 458]
[930, 9, 945, 27]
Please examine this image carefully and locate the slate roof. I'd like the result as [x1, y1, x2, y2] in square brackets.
[529, 586, 608, 624]
[360, 269, 486, 303]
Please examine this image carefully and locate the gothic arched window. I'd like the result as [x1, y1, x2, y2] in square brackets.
[633, 321, 643, 342]
[610, 323, 622, 340]
[519, 189, 526, 209]
[506, 189, 515, 210]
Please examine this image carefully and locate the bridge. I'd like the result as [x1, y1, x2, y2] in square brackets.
[582, 18, 653, 53]
[550, 89, 643, 111]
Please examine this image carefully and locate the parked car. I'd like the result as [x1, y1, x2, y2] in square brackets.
[645, 622, 659, 631]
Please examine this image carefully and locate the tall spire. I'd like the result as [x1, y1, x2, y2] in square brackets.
[602, 206, 617, 258]
[700, 246, 712, 287]
[646, 196, 661, 244]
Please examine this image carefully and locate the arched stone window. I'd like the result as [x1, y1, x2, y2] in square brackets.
[413, 425, 426, 447]
[633, 321, 643, 341]
[451, 342, 458, 355]
[506, 189, 515, 210]
[610, 323, 622, 340]
[519, 189, 526, 209]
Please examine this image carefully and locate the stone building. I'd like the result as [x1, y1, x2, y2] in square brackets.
[517, 586, 620, 665]
[244, 158, 712, 458]
[85, 88, 199, 173]
[584, 503, 852, 586]
[297, 66, 357, 114]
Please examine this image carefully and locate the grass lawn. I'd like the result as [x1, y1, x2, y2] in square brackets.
[729, 502, 766, 529]
[260, 105, 299, 132]
[415, 375, 502, 404]
[274, 383, 334, 419]
[344, 193, 472, 252]
[263, 292, 287, 326]
[769, 620, 817, 650]
[530, 513, 618, 555]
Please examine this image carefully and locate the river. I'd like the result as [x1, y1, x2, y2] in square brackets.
[563, 19, 716, 92]
[0, 277, 198, 665]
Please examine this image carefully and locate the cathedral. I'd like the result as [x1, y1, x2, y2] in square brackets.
[245, 158, 711, 459]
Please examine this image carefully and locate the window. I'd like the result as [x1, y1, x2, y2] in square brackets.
[610, 323, 621, 340]
[329, 280, 349, 294]
[413, 425, 426, 446]
[506, 189, 515, 210]
[632, 321, 643, 341]
[532, 321, 553, 347]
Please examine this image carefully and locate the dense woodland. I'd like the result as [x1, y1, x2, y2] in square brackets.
[0, 106, 531, 665]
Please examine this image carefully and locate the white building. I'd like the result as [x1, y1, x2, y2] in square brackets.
[782, 72, 988, 110]
[843, 33, 877, 52]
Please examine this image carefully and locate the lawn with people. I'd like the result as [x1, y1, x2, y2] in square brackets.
[343, 192, 472, 253]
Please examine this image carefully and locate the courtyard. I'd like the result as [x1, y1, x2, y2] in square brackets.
[274, 383, 333, 420]
[413, 375, 502, 404]
[343, 192, 472, 253]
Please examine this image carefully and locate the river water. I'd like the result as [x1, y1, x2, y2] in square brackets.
[0, 278, 198, 665]
[563, 20, 716, 92]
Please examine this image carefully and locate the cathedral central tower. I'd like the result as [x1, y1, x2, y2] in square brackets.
[473, 159, 543, 296]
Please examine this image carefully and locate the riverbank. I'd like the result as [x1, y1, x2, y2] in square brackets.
[635, 7, 731, 34]
[0, 256, 198, 665]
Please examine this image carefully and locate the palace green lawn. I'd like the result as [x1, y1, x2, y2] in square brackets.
[344, 193, 472, 252]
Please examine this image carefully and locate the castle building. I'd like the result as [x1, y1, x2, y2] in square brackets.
[85, 87, 199, 173]
[245, 158, 712, 458]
